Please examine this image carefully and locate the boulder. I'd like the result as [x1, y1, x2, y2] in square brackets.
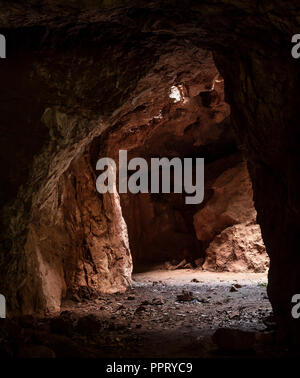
[203, 223, 269, 272]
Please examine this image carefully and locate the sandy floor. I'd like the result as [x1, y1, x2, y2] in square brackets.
[133, 268, 268, 285]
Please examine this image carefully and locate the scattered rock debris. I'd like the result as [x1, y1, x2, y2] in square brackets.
[0, 271, 287, 358]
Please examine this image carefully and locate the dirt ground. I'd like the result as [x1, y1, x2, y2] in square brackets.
[2, 268, 287, 358]
[56, 269, 279, 358]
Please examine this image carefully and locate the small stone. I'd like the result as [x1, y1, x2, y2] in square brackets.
[135, 305, 146, 314]
[116, 304, 125, 310]
[152, 298, 164, 305]
[229, 311, 240, 319]
[198, 298, 209, 303]
[177, 291, 194, 302]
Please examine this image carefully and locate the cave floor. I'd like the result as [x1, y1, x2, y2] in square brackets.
[51, 269, 283, 358]
[5, 269, 288, 358]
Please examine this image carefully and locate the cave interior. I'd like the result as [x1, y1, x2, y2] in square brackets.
[0, 0, 300, 359]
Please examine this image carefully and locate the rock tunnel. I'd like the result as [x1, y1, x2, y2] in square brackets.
[1, 0, 300, 358]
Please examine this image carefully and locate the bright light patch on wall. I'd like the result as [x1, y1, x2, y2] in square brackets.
[169, 85, 182, 103]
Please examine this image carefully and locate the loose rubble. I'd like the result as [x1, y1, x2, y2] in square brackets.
[0, 270, 289, 358]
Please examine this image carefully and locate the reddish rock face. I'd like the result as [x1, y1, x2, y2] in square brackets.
[194, 161, 269, 273]
[203, 223, 268, 273]
[22, 147, 132, 314]
[194, 162, 256, 243]
[0, 32, 266, 314]
[90, 48, 268, 273]
[0, 26, 264, 313]
[103, 48, 234, 270]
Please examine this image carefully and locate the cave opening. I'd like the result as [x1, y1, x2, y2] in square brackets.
[58, 49, 271, 335]
[96, 55, 270, 279]
[56, 50, 272, 357]
[33, 48, 271, 357]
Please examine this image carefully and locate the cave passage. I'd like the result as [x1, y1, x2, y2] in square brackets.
[107, 62, 270, 277]
[55, 53, 272, 357]
[4, 0, 299, 358]
[29, 49, 270, 357]
[14, 48, 271, 358]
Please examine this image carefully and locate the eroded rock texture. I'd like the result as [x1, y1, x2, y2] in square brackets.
[98, 48, 267, 273]
[102, 48, 236, 270]
[203, 223, 268, 273]
[194, 161, 268, 273]
[1, 0, 299, 341]
[194, 162, 256, 243]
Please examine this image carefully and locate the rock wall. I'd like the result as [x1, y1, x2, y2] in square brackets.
[210, 4, 300, 340]
[194, 161, 268, 273]
[194, 161, 256, 243]
[0, 23, 266, 314]
[103, 48, 234, 270]
[0, 11, 157, 314]
[96, 46, 267, 273]
[24, 148, 132, 314]
[203, 223, 268, 273]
